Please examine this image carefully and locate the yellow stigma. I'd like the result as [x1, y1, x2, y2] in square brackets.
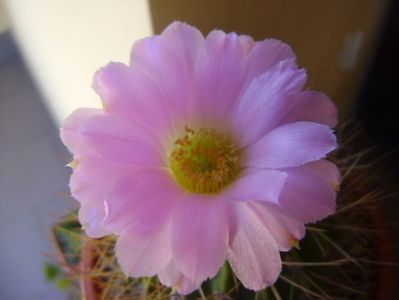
[169, 126, 240, 194]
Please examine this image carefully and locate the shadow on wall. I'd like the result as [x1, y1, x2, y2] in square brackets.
[0, 32, 74, 300]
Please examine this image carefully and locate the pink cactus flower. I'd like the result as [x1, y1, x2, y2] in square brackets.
[61, 22, 340, 294]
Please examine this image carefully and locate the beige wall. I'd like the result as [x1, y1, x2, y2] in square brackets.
[150, 0, 389, 119]
[4, 0, 153, 124]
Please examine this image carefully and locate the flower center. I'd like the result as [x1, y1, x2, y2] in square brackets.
[169, 126, 240, 194]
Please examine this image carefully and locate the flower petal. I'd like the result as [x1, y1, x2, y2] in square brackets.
[69, 155, 134, 238]
[307, 159, 341, 188]
[93, 63, 173, 138]
[245, 121, 337, 169]
[248, 202, 305, 251]
[277, 160, 339, 223]
[171, 196, 230, 283]
[227, 202, 281, 290]
[130, 22, 203, 122]
[232, 60, 306, 146]
[78, 202, 111, 238]
[159, 21, 204, 69]
[102, 169, 182, 233]
[70, 155, 134, 206]
[111, 170, 184, 277]
[246, 59, 306, 96]
[224, 168, 287, 204]
[60, 108, 102, 155]
[80, 114, 164, 167]
[115, 218, 172, 277]
[244, 39, 296, 87]
[158, 261, 199, 295]
[70, 156, 134, 238]
[193, 30, 250, 122]
[279, 91, 337, 127]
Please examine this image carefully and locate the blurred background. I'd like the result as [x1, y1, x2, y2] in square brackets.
[0, 0, 398, 299]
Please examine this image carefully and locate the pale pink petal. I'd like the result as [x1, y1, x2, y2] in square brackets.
[245, 121, 337, 169]
[115, 218, 172, 277]
[131, 21, 203, 73]
[78, 202, 111, 238]
[171, 196, 230, 283]
[279, 91, 337, 127]
[60, 108, 102, 155]
[248, 202, 305, 251]
[111, 170, 184, 278]
[92, 63, 173, 137]
[70, 156, 134, 238]
[102, 169, 182, 233]
[80, 114, 164, 167]
[232, 60, 306, 146]
[277, 161, 339, 223]
[238, 34, 255, 55]
[305, 159, 341, 189]
[69, 155, 134, 206]
[245, 59, 306, 97]
[270, 207, 307, 242]
[227, 202, 281, 290]
[193, 30, 249, 122]
[160, 22, 204, 69]
[130, 22, 203, 121]
[244, 39, 296, 87]
[223, 168, 287, 204]
[158, 262, 199, 295]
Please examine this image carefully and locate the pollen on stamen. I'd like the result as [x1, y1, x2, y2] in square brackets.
[169, 126, 240, 194]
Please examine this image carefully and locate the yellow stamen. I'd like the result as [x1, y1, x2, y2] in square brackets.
[169, 127, 240, 194]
